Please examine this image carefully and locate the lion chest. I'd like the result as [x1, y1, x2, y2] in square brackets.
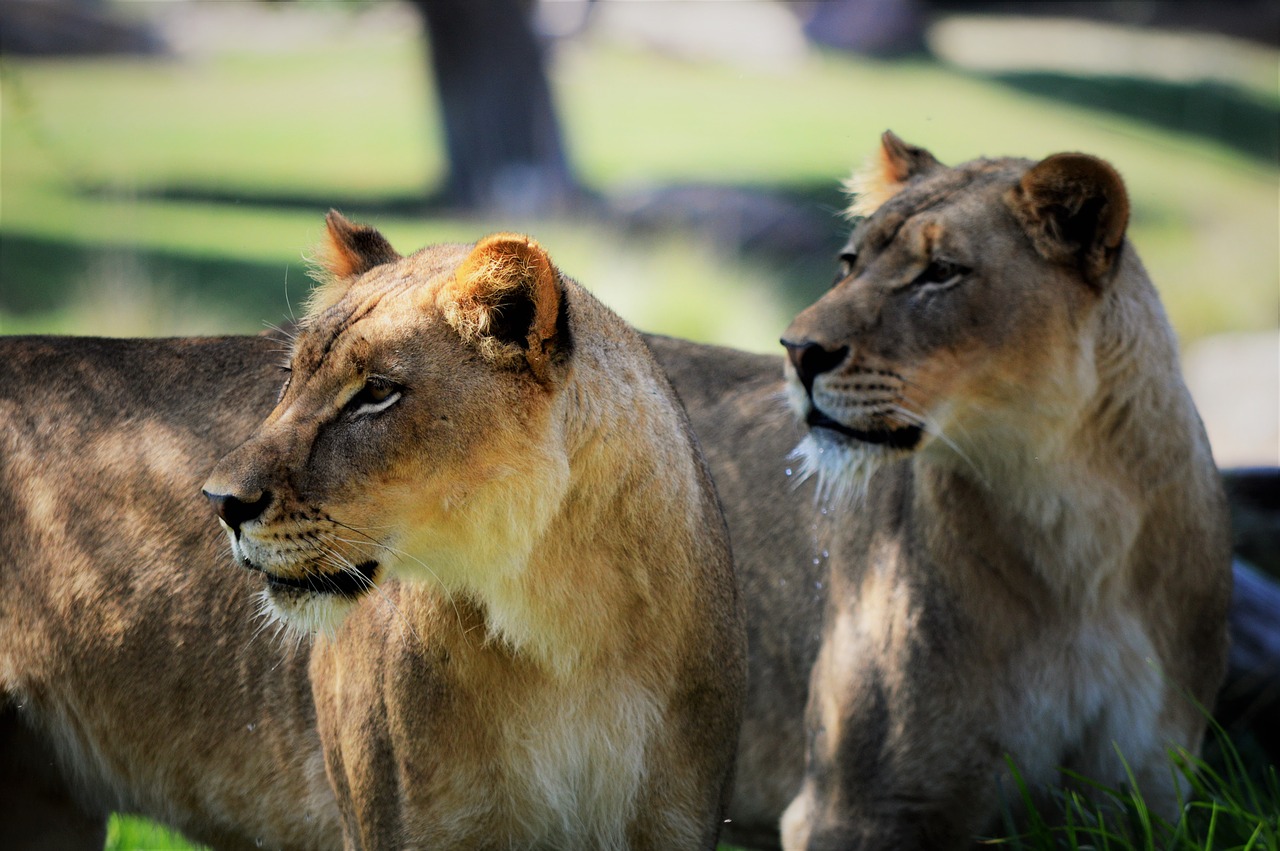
[487, 680, 662, 848]
[318, 630, 662, 850]
[999, 610, 1164, 788]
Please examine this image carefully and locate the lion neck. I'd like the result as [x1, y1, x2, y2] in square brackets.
[424, 339, 706, 677]
[913, 258, 1197, 608]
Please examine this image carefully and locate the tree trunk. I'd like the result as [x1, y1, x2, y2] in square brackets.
[411, 0, 576, 213]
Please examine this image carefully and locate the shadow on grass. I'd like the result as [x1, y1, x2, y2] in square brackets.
[0, 232, 294, 328]
[987, 72, 1280, 164]
[3, 176, 847, 334]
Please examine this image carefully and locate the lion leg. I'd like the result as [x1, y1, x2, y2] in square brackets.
[0, 706, 108, 850]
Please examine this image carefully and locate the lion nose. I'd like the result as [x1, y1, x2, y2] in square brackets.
[781, 340, 849, 391]
[203, 490, 272, 534]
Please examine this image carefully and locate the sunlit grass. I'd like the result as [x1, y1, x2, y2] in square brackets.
[105, 814, 204, 851]
[2, 9, 1277, 345]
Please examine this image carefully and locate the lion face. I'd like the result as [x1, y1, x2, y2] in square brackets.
[203, 216, 572, 633]
[782, 133, 1130, 507]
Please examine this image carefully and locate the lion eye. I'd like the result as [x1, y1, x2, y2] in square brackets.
[348, 379, 401, 419]
[914, 259, 969, 291]
[832, 252, 857, 286]
[276, 367, 293, 404]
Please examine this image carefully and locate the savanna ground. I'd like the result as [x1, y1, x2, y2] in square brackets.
[2, 2, 1277, 849]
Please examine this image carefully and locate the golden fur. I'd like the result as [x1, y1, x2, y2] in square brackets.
[202, 217, 746, 849]
[0, 139, 1232, 850]
[650, 133, 1232, 850]
[0, 215, 745, 850]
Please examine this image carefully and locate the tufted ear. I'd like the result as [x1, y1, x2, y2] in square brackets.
[443, 233, 567, 382]
[1006, 153, 1130, 289]
[843, 130, 944, 218]
[321, 210, 401, 279]
[308, 210, 403, 313]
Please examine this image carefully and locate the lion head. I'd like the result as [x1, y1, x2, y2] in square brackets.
[202, 213, 576, 634]
[782, 131, 1133, 508]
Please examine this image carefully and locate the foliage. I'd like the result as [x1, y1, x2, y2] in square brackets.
[988, 724, 1279, 851]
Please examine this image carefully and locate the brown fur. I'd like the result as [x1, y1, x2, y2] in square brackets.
[0, 334, 337, 851]
[0, 141, 1231, 850]
[202, 216, 745, 850]
[0, 215, 745, 850]
[650, 134, 1232, 850]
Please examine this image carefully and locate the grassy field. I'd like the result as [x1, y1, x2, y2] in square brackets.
[3, 5, 1277, 850]
[2, 7, 1277, 346]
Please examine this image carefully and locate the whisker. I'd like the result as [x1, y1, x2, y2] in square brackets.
[319, 543, 426, 649]
[325, 526, 471, 650]
[889, 403, 989, 488]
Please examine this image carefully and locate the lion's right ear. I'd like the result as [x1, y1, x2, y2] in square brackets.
[843, 130, 944, 218]
[442, 233, 567, 384]
[1006, 153, 1130, 289]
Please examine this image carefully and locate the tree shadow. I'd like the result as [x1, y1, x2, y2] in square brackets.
[985, 71, 1279, 164]
[0, 233, 293, 328]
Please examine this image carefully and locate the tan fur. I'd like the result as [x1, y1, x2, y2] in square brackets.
[0, 334, 340, 851]
[650, 135, 1231, 850]
[202, 216, 746, 849]
[0, 216, 744, 851]
[842, 129, 944, 219]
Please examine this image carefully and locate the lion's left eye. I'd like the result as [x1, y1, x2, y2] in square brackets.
[348, 379, 402, 419]
[913, 259, 969, 292]
[832, 252, 858, 286]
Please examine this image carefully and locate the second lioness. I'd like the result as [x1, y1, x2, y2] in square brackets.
[652, 133, 1232, 849]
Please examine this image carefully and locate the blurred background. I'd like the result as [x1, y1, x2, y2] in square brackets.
[1, 2, 1277, 847]
[2, 0, 1277, 465]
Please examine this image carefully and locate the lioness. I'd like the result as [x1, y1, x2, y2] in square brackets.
[205, 217, 747, 849]
[0, 216, 746, 850]
[651, 133, 1233, 849]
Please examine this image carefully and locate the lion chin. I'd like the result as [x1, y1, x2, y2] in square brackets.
[253, 562, 381, 638]
[789, 428, 888, 512]
[788, 405, 923, 511]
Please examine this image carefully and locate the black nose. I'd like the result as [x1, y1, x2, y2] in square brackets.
[203, 490, 271, 533]
[781, 340, 849, 391]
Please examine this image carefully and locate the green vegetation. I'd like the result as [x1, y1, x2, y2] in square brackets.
[105, 815, 200, 851]
[2, 9, 1277, 347]
[991, 725, 1279, 850]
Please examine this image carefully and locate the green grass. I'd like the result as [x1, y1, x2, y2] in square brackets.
[105, 815, 203, 851]
[2, 9, 1277, 346]
[990, 727, 1279, 850]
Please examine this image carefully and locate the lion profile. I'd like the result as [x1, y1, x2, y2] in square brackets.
[651, 132, 1232, 849]
[1, 214, 746, 850]
[200, 215, 747, 849]
[0, 135, 1233, 850]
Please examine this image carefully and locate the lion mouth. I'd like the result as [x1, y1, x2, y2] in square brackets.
[806, 410, 923, 451]
[255, 560, 380, 599]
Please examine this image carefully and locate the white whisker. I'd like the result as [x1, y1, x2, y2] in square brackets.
[325, 532, 463, 649]
[888, 403, 989, 488]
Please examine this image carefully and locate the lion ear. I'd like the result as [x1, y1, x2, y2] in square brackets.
[321, 210, 401, 280]
[444, 233, 567, 382]
[1006, 153, 1130, 289]
[844, 130, 944, 218]
[308, 211, 403, 312]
